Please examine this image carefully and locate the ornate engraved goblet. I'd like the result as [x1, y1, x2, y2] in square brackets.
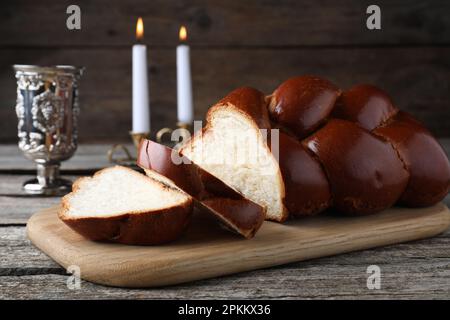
[13, 65, 84, 195]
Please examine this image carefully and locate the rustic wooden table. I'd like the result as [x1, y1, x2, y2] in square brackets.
[0, 142, 449, 299]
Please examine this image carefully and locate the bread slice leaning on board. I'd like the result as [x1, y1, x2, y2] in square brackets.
[183, 76, 450, 217]
[58, 166, 193, 245]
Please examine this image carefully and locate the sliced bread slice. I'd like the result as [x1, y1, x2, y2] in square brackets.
[58, 166, 193, 245]
[181, 87, 287, 221]
[137, 139, 265, 238]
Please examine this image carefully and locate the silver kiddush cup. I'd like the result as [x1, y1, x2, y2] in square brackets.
[13, 65, 84, 195]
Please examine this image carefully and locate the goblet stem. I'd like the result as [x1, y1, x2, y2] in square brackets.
[37, 163, 60, 186]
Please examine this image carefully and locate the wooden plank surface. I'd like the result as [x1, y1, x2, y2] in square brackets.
[1, 0, 449, 47]
[1, 221, 449, 299]
[1, 256, 449, 299]
[26, 204, 450, 287]
[1, 220, 449, 300]
[1, 47, 450, 142]
[4, 225, 450, 272]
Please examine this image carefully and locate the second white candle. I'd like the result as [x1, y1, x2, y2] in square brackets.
[176, 26, 194, 124]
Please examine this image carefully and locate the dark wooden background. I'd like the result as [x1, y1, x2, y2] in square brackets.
[0, 0, 449, 143]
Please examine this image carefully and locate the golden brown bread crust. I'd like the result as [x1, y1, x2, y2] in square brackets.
[137, 139, 266, 238]
[278, 131, 331, 216]
[333, 84, 398, 130]
[374, 112, 450, 206]
[333, 84, 449, 207]
[270, 79, 449, 214]
[213, 86, 271, 129]
[137, 139, 203, 197]
[58, 167, 193, 245]
[304, 119, 409, 215]
[269, 75, 341, 138]
[59, 201, 193, 245]
[199, 198, 264, 238]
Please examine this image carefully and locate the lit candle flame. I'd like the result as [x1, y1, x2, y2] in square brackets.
[179, 25, 187, 42]
[136, 17, 144, 41]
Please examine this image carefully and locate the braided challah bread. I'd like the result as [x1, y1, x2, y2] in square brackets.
[182, 76, 450, 219]
[333, 84, 450, 207]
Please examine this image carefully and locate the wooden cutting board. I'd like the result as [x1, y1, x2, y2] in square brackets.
[27, 203, 450, 288]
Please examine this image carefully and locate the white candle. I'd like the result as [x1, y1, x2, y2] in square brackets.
[176, 26, 194, 124]
[132, 17, 150, 133]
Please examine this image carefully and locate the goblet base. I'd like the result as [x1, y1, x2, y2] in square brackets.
[23, 177, 72, 196]
[23, 163, 72, 196]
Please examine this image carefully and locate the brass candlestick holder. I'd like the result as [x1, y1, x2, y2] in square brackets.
[107, 123, 192, 165]
[156, 122, 191, 149]
[107, 131, 149, 166]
